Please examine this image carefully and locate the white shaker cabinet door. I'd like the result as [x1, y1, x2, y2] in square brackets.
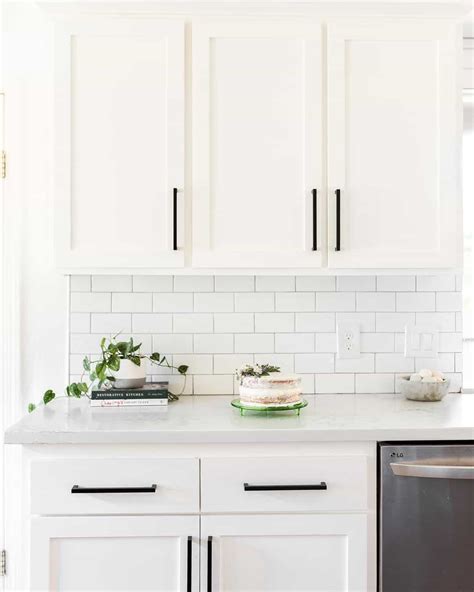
[201, 514, 368, 592]
[193, 23, 324, 268]
[30, 515, 199, 591]
[327, 22, 461, 269]
[55, 19, 185, 269]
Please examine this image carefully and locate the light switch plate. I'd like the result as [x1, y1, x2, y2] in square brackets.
[404, 324, 439, 358]
[337, 322, 361, 359]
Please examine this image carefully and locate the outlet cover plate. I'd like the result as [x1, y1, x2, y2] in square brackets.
[337, 322, 361, 359]
[405, 324, 439, 358]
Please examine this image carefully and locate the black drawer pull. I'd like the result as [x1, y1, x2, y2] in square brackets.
[187, 536, 192, 592]
[243, 482, 327, 491]
[173, 187, 178, 251]
[207, 536, 213, 592]
[71, 484, 157, 494]
[312, 188, 318, 251]
[335, 189, 341, 251]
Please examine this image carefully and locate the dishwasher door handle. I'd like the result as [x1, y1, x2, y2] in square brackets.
[390, 462, 474, 480]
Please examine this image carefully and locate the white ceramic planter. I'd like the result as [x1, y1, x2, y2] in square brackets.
[112, 359, 147, 389]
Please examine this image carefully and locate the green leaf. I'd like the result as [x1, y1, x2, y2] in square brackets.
[28, 403, 36, 413]
[107, 355, 120, 372]
[100, 337, 106, 350]
[129, 355, 141, 367]
[78, 382, 89, 394]
[83, 357, 91, 372]
[43, 389, 56, 405]
[96, 361, 106, 379]
[177, 365, 189, 375]
[68, 383, 82, 398]
[150, 352, 161, 362]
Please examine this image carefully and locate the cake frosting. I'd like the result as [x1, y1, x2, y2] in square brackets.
[239, 374, 302, 407]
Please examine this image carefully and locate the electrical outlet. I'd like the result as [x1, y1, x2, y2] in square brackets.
[337, 322, 361, 359]
[405, 324, 439, 357]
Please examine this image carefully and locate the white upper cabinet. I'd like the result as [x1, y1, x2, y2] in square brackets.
[327, 22, 460, 269]
[192, 23, 324, 268]
[54, 19, 185, 269]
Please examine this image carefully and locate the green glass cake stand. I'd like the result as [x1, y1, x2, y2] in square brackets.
[231, 398, 308, 416]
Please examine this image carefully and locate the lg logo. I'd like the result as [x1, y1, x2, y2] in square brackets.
[390, 452, 404, 458]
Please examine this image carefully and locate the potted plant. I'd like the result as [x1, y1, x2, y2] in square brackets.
[28, 336, 188, 412]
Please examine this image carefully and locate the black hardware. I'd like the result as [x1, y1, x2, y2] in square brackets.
[173, 187, 178, 251]
[335, 189, 341, 251]
[312, 188, 318, 251]
[207, 536, 213, 592]
[71, 485, 157, 494]
[187, 536, 192, 592]
[243, 482, 327, 491]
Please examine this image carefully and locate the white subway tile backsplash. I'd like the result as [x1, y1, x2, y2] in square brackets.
[276, 292, 314, 312]
[296, 276, 335, 291]
[173, 314, 213, 333]
[133, 276, 173, 292]
[337, 312, 375, 332]
[194, 334, 233, 354]
[296, 313, 335, 332]
[275, 333, 314, 353]
[316, 373, 354, 393]
[214, 354, 251, 374]
[71, 292, 111, 313]
[153, 334, 193, 354]
[257, 276, 295, 291]
[70, 313, 90, 333]
[112, 293, 152, 313]
[132, 314, 173, 333]
[444, 373, 462, 393]
[335, 354, 375, 373]
[376, 312, 415, 332]
[337, 276, 375, 292]
[355, 374, 394, 394]
[316, 292, 355, 312]
[397, 292, 435, 312]
[357, 292, 395, 312]
[153, 373, 193, 395]
[436, 292, 462, 312]
[91, 313, 131, 334]
[70, 275, 91, 292]
[417, 275, 456, 292]
[69, 274, 462, 394]
[214, 313, 254, 333]
[235, 334, 274, 353]
[235, 293, 274, 312]
[92, 275, 132, 292]
[174, 276, 214, 292]
[376, 353, 414, 373]
[194, 375, 234, 395]
[415, 312, 456, 332]
[215, 276, 255, 292]
[194, 293, 234, 313]
[377, 276, 415, 292]
[255, 313, 294, 333]
[153, 293, 193, 313]
[295, 353, 334, 373]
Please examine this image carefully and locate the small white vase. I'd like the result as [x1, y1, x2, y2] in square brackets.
[112, 358, 147, 389]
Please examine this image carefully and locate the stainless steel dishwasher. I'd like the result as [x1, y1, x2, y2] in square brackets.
[379, 442, 474, 592]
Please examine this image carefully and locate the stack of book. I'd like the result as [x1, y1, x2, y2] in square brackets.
[90, 382, 169, 407]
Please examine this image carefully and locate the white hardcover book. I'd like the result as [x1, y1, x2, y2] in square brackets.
[90, 398, 169, 408]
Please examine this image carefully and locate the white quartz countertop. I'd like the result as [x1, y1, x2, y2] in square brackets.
[4, 394, 474, 444]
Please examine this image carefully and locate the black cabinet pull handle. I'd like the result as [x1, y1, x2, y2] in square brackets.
[207, 536, 213, 592]
[173, 187, 178, 251]
[71, 484, 157, 494]
[243, 482, 327, 491]
[187, 536, 192, 592]
[312, 188, 318, 251]
[335, 189, 341, 251]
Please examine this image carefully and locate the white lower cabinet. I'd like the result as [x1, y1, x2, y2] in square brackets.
[201, 514, 368, 592]
[30, 515, 200, 591]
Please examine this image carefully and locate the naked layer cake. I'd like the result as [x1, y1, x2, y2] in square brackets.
[239, 374, 302, 408]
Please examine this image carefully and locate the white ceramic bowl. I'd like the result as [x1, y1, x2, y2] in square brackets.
[398, 375, 450, 402]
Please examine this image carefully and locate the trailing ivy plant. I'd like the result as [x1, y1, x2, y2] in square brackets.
[28, 336, 188, 412]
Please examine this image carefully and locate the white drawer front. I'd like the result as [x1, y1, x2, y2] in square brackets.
[201, 456, 368, 513]
[30, 459, 199, 515]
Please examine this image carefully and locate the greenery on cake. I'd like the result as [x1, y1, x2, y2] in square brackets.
[235, 363, 281, 384]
